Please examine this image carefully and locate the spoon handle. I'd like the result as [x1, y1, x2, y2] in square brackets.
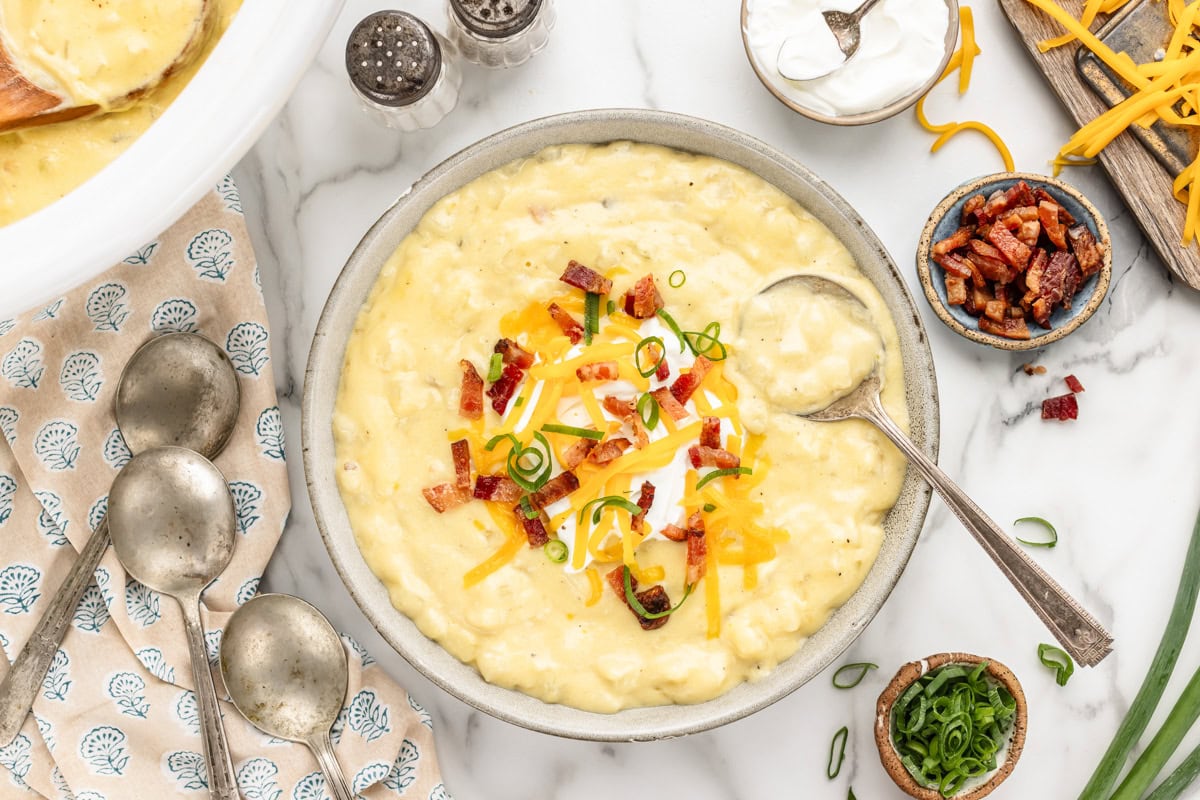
[181, 596, 240, 800]
[0, 516, 112, 747]
[852, 0, 887, 21]
[859, 396, 1114, 667]
[307, 730, 355, 800]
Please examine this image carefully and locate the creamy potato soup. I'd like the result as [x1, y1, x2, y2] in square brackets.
[334, 142, 909, 712]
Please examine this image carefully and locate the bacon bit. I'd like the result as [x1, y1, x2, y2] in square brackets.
[688, 445, 741, 470]
[631, 481, 656, 533]
[588, 437, 632, 465]
[1034, 188, 1076, 224]
[1017, 220, 1042, 247]
[1067, 225, 1105, 276]
[547, 303, 584, 344]
[1008, 181, 1036, 209]
[458, 360, 484, 420]
[651, 387, 689, 421]
[1042, 393, 1079, 421]
[494, 338, 534, 369]
[934, 251, 973, 280]
[576, 360, 620, 382]
[661, 523, 689, 542]
[945, 275, 968, 306]
[700, 416, 722, 449]
[528, 205, 550, 223]
[486, 362, 524, 415]
[516, 507, 551, 547]
[560, 437, 598, 469]
[979, 316, 1031, 340]
[530, 471, 580, 509]
[686, 527, 707, 586]
[450, 439, 471, 489]
[602, 395, 636, 419]
[987, 223, 1032, 270]
[654, 356, 670, 382]
[1039, 201, 1067, 250]
[670, 355, 713, 404]
[966, 239, 1014, 283]
[422, 483, 471, 513]
[604, 569, 670, 630]
[1022, 363, 1047, 376]
[623, 274, 665, 319]
[1065, 374, 1085, 393]
[559, 260, 614, 295]
[933, 226, 973, 256]
[962, 194, 985, 223]
[630, 414, 650, 450]
[472, 474, 522, 503]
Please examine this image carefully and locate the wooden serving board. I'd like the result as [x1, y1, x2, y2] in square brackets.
[998, 0, 1200, 289]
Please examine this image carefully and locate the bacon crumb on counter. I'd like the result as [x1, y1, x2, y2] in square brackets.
[516, 507, 551, 547]
[1042, 393, 1079, 421]
[688, 445, 741, 470]
[602, 395, 636, 419]
[1065, 374, 1085, 393]
[547, 303, 585, 344]
[422, 483, 472, 513]
[1022, 363, 1047, 376]
[588, 437, 632, 465]
[494, 338, 534, 369]
[576, 360, 620, 382]
[700, 416, 722, 449]
[651, 387, 688, 421]
[623, 274, 665, 319]
[458, 360, 484, 420]
[559, 260, 613, 295]
[450, 439, 472, 489]
[486, 362, 524, 415]
[472, 474, 523, 503]
[670, 356, 713, 404]
[560, 437, 598, 469]
[605, 568, 670, 631]
[530, 470, 580, 508]
[631, 481, 656, 533]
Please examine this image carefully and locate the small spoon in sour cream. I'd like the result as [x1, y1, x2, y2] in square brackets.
[776, 0, 885, 81]
[739, 274, 1114, 668]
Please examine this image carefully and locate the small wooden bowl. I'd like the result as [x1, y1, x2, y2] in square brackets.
[916, 172, 1112, 351]
[875, 652, 1028, 799]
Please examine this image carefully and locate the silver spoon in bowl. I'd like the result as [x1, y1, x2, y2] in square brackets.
[108, 446, 239, 800]
[776, 0, 886, 81]
[743, 274, 1113, 666]
[0, 332, 241, 747]
[220, 593, 355, 800]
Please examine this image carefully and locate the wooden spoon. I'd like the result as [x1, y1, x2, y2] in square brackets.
[0, 0, 213, 133]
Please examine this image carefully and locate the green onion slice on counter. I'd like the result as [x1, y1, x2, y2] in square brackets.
[1037, 643, 1074, 686]
[656, 309, 688, 353]
[1014, 516, 1058, 548]
[637, 392, 660, 430]
[541, 423, 604, 440]
[621, 566, 694, 619]
[828, 727, 848, 779]
[584, 292, 600, 345]
[635, 336, 667, 378]
[487, 352, 503, 383]
[848, 790, 857, 800]
[695, 466, 752, 490]
[579, 496, 644, 526]
[669, 269, 687, 288]
[832, 662, 879, 689]
[544, 540, 568, 563]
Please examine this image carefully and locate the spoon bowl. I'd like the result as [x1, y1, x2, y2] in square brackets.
[220, 594, 356, 800]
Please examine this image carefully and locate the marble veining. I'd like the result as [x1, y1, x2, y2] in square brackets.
[235, 0, 1200, 796]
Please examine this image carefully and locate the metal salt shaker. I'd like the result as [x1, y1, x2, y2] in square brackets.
[446, 0, 556, 68]
[345, 11, 461, 131]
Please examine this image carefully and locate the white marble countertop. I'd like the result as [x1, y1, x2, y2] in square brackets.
[234, 1, 1200, 796]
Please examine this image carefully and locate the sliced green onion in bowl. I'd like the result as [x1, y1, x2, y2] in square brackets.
[669, 269, 687, 288]
[519, 496, 540, 520]
[832, 662, 878, 689]
[635, 336, 666, 378]
[584, 292, 600, 345]
[1037, 643, 1074, 686]
[1014, 516, 1057, 548]
[695, 466, 752, 490]
[579, 495, 644, 525]
[655, 308, 688, 353]
[541, 423, 604, 440]
[505, 432, 554, 492]
[702, 502, 716, 513]
[544, 540, 568, 563]
[487, 352, 503, 382]
[637, 392, 660, 430]
[606, 299, 616, 316]
[621, 566, 694, 619]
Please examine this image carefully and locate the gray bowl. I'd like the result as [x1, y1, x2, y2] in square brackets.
[302, 109, 939, 741]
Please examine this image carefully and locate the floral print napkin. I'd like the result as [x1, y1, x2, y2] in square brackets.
[0, 179, 448, 800]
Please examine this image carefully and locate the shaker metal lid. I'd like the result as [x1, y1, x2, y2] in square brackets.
[450, 0, 543, 39]
[345, 11, 442, 107]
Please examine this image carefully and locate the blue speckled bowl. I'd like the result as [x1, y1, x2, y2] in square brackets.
[916, 172, 1112, 351]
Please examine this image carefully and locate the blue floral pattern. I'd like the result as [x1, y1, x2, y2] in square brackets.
[2, 338, 44, 389]
[227, 322, 269, 376]
[237, 758, 282, 800]
[0, 564, 41, 614]
[353, 761, 391, 794]
[384, 739, 420, 793]
[34, 420, 80, 470]
[291, 772, 329, 800]
[348, 690, 391, 743]
[166, 750, 208, 792]
[217, 175, 243, 215]
[236, 577, 260, 606]
[34, 490, 68, 547]
[123, 241, 159, 265]
[136, 647, 175, 683]
[60, 351, 104, 401]
[102, 427, 132, 469]
[151, 298, 199, 333]
[85, 283, 131, 332]
[42, 648, 71, 701]
[230, 480, 262, 535]
[33, 299, 64, 321]
[0, 407, 17, 444]
[125, 577, 161, 627]
[0, 474, 15, 525]
[107, 672, 149, 717]
[187, 229, 235, 281]
[79, 726, 129, 776]
[0, 733, 31, 787]
[256, 406, 285, 460]
[175, 691, 199, 736]
[73, 577, 112, 633]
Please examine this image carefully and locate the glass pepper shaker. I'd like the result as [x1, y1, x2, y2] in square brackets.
[345, 11, 462, 131]
[445, 0, 555, 69]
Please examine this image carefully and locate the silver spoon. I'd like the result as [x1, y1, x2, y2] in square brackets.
[745, 275, 1114, 667]
[220, 594, 354, 800]
[0, 332, 241, 747]
[776, 0, 886, 81]
[108, 446, 239, 800]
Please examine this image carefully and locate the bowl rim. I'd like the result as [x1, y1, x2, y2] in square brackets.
[914, 171, 1113, 351]
[739, 0, 960, 125]
[874, 652, 1028, 799]
[302, 108, 940, 741]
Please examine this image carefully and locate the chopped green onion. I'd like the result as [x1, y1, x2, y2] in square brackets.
[1014, 516, 1057, 548]
[514, 396, 525, 407]
[703, 503, 716, 513]
[584, 292, 600, 345]
[828, 727, 848, 779]
[504, 432, 553, 492]
[695, 466, 752, 490]
[606, 299, 616, 315]
[541, 423, 604, 440]
[1037, 643, 1074, 687]
[656, 309, 688, 353]
[637, 393, 660, 430]
[683, 321, 728, 361]
[579, 496, 644, 525]
[484, 433, 519, 452]
[669, 269, 687, 288]
[848, 790, 857, 800]
[635, 336, 667, 378]
[544, 540, 568, 563]
[832, 662, 878, 689]
[621, 566, 694, 619]
[519, 496, 540, 520]
[487, 353, 503, 383]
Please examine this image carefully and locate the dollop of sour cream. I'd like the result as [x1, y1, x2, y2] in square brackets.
[745, 0, 949, 117]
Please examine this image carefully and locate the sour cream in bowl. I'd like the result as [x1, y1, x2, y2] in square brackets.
[741, 0, 958, 124]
